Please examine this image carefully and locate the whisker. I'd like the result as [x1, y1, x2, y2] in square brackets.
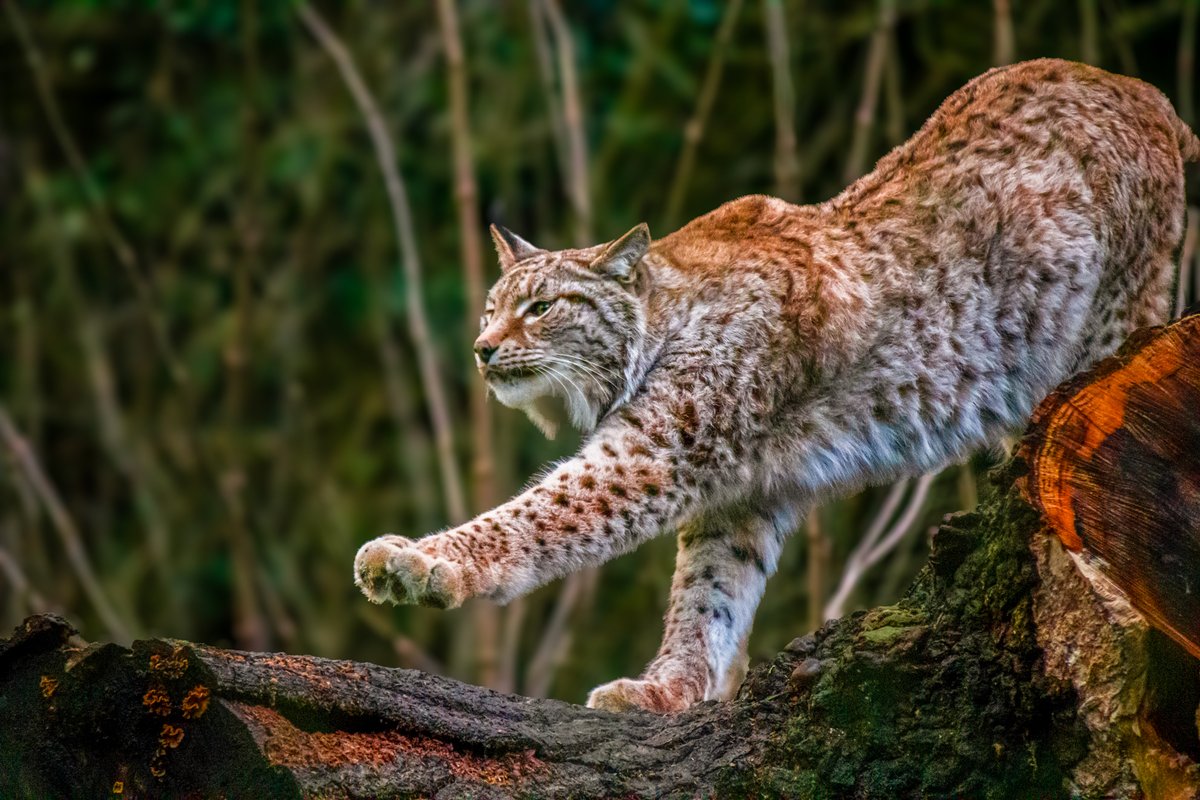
[535, 364, 573, 403]
[541, 363, 588, 407]
[544, 353, 622, 392]
[562, 353, 624, 388]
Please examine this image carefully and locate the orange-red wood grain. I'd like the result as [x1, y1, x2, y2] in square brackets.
[1020, 313, 1200, 660]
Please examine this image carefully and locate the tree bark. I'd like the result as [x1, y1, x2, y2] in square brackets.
[4, 319, 1200, 799]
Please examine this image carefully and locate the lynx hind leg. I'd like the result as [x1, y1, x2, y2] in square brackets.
[716, 630, 751, 701]
[587, 503, 796, 714]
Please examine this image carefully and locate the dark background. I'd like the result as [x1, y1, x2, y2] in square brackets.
[1, 0, 1196, 703]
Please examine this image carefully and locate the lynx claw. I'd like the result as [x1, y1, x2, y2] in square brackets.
[586, 677, 692, 714]
[354, 538, 465, 609]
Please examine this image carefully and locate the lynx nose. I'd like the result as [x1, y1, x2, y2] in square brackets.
[475, 341, 499, 365]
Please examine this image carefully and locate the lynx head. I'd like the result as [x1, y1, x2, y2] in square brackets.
[475, 223, 652, 438]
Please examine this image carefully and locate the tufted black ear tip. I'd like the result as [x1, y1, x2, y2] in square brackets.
[592, 223, 651, 282]
[490, 224, 543, 272]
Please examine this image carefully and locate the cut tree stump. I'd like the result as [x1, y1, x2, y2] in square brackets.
[1017, 310, 1200, 800]
[1020, 310, 1200, 660]
[2, 315, 1198, 799]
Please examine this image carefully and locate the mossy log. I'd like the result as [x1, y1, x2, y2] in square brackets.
[2, 317, 1199, 800]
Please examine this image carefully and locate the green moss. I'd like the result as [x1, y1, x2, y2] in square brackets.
[721, 477, 1087, 799]
[861, 607, 926, 631]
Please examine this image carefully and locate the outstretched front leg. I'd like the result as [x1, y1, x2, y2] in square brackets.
[588, 501, 799, 713]
[354, 396, 710, 610]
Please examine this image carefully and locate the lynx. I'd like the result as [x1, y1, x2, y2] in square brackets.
[355, 60, 1199, 713]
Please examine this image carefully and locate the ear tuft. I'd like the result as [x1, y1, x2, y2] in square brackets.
[490, 225, 543, 272]
[591, 223, 651, 282]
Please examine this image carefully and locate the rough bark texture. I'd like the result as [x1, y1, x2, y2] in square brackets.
[0, 479, 1126, 799]
[4, 321, 1200, 799]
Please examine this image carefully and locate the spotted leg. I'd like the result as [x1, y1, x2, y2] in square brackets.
[587, 501, 798, 713]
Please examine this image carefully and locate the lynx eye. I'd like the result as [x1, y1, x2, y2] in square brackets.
[526, 300, 553, 318]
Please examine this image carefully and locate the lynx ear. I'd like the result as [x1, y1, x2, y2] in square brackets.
[591, 223, 651, 282]
[490, 224, 542, 272]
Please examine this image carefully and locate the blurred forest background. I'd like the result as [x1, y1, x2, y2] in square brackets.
[1, 0, 1198, 703]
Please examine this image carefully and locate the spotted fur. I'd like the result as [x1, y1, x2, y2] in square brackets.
[355, 60, 1199, 713]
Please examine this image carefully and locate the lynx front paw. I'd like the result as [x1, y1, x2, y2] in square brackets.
[354, 537, 466, 609]
[586, 677, 693, 714]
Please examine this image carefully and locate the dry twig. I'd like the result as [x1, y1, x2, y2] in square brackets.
[993, 0, 1015, 66]
[524, 571, 589, 698]
[824, 473, 934, 621]
[665, 0, 744, 227]
[298, 3, 467, 524]
[539, 0, 593, 243]
[1180, 0, 1196, 126]
[0, 544, 49, 617]
[4, 0, 183, 383]
[517, 0, 600, 696]
[1179, 207, 1199, 318]
[883, 26, 906, 146]
[0, 404, 132, 641]
[357, 606, 446, 676]
[763, 0, 800, 201]
[1079, 0, 1100, 65]
[805, 507, 829, 631]
[435, 0, 502, 689]
[843, 0, 895, 183]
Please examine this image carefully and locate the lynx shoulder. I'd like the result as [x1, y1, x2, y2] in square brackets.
[354, 59, 1199, 713]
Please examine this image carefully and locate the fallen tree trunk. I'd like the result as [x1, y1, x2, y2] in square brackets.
[2, 316, 1198, 799]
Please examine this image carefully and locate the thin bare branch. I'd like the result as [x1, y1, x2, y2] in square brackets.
[883, 26, 905, 146]
[435, 0, 496, 514]
[357, 606, 446, 676]
[1192, 207, 1200, 307]
[665, 0, 744, 227]
[524, 569, 596, 699]
[1079, 0, 1100, 65]
[824, 473, 934, 621]
[1181, 0, 1197, 126]
[805, 507, 829, 631]
[0, 404, 133, 641]
[4, 0, 184, 384]
[843, 0, 895, 183]
[298, 3, 467, 523]
[519, 0, 602, 695]
[528, 0, 572, 189]
[13, 10, 291, 647]
[1100, 0, 1138, 75]
[28, 171, 184, 625]
[957, 462, 978, 512]
[0, 544, 49, 617]
[436, 0, 501, 688]
[497, 592, 528, 694]
[993, 0, 1015, 66]
[214, 0, 272, 654]
[852, 479, 910, 561]
[540, 0, 593, 243]
[861, 473, 936, 570]
[763, 0, 801, 201]
[1179, 207, 1199, 318]
[588, 5, 685, 207]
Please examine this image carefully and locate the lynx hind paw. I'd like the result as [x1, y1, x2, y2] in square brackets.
[353, 538, 465, 609]
[586, 677, 692, 714]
